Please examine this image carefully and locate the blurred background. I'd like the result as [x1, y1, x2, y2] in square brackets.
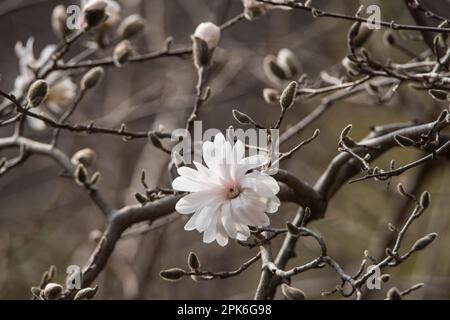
[0, 0, 449, 299]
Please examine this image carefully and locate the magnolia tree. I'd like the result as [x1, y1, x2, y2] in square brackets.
[0, 0, 449, 300]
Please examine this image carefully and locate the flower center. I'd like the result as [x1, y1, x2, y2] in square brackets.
[227, 186, 240, 199]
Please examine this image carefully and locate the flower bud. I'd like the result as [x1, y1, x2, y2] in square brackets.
[27, 80, 48, 107]
[117, 14, 146, 39]
[159, 268, 186, 281]
[412, 233, 437, 251]
[135, 192, 147, 205]
[232, 109, 254, 125]
[31, 287, 42, 299]
[51, 5, 70, 39]
[277, 48, 301, 78]
[194, 22, 221, 50]
[280, 81, 297, 111]
[342, 56, 361, 76]
[420, 191, 430, 209]
[71, 148, 97, 167]
[192, 36, 211, 68]
[113, 40, 132, 67]
[263, 55, 289, 84]
[81, 67, 104, 91]
[386, 287, 402, 300]
[281, 284, 307, 300]
[83, 0, 107, 29]
[380, 274, 391, 283]
[43, 283, 63, 300]
[428, 89, 449, 101]
[75, 164, 88, 186]
[89, 171, 101, 185]
[394, 135, 416, 148]
[188, 252, 201, 270]
[263, 88, 280, 104]
[74, 286, 98, 300]
[242, 0, 268, 20]
[286, 222, 300, 237]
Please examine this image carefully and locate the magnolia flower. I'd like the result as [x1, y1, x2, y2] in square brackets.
[81, 0, 121, 29]
[194, 22, 221, 50]
[13, 38, 76, 130]
[172, 133, 280, 246]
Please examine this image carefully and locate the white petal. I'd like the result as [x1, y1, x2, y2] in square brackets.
[175, 190, 221, 214]
[172, 176, 212, 192]
[234, 155, 266, 179]
[202, 141, 216, 169]
[184, 211, 200, 231]
[203, 214, 218, 243]
[220, 201, 237, 238]
[215, 222, 229, 246]
[266, 196, 280, 214]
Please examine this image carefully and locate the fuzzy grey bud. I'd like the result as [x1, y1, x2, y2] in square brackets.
[264, 55, 289, 84]
[83, 0, 107, 29]
[188, 252, 201, 270]
[394, 135, 416, 148]
[342, 56, 361, 76]
[232, 109, 254, 125]
[380, 274, 391, 283]
[192, 36, 211, 69]
[386, 287, 402, 300]
[280, 81, 297, 111]
[117, 14, 146, 39]
[43, 283, 63, 300]
[27, 80, 48, 107]
[281, 284, 307, 300]
[412, 233, 437, 251]
[149, 132, 163, 149]
[428, 89, 449, 102]
[52, 5, 70, 38]
[263, 88, 280, 104]
[277, 48, 301, 78]
[81, 67, 104, 91]
[113, 40, 132, 67]
[75, 164, 88, 186]
[31, 287, 42, 299]
[286, 222, 300, 237]
[71, 148, 97, 167]
[420, 191, 430, 209]
[159, 268, 186, 281]
[74, 286, 98, 300]
[89, 171, 101, 185]
[135, 192, 147, 205]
